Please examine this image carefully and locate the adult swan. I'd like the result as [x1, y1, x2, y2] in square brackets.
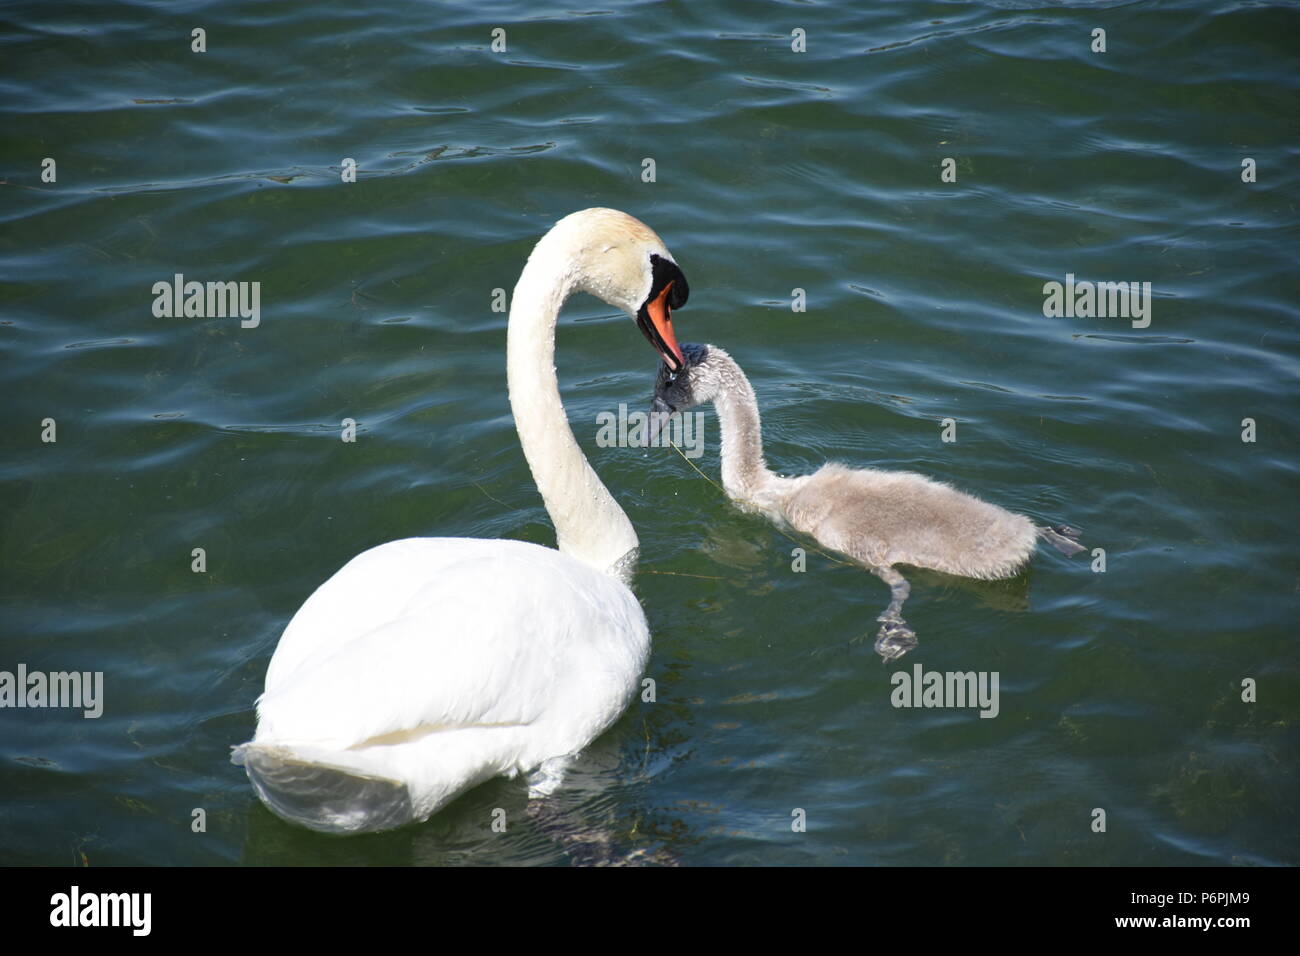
[234, 209, 689, 833]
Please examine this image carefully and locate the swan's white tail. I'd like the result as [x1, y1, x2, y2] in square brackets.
[232, 741, 415, 835]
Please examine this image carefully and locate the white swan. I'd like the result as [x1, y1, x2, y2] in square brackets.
[650, 344, 1084, 661]
[233, 208, 690, 834]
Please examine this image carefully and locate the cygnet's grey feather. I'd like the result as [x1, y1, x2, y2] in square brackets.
[652, 344, 1085, 659]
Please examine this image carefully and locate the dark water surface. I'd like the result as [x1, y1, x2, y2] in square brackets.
[1, 0, 1297, 865]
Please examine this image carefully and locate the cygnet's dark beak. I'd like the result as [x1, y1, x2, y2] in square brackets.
[648, 392, 675, 445]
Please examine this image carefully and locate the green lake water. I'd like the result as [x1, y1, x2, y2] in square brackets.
[1, 0, 1297, 865]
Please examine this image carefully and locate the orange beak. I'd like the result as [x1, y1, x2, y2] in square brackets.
[638, 280, 685, 371]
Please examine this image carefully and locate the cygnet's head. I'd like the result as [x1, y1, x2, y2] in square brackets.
[649, 343, 742, 444]
[652, 342, 719, 417]
[535, 208, 690, 371]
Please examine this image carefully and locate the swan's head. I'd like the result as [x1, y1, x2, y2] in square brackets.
[542, 208, 690, 371]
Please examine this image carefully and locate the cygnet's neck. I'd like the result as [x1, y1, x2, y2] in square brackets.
[706, 354, 786, 508]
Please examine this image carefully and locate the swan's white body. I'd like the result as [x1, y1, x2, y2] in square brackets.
[240, 539, 647, 832]
[234, 208, 689, 833]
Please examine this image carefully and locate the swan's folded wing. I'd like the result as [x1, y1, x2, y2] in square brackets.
[263, 537, 519, 689]
[255, 540, 646, 750]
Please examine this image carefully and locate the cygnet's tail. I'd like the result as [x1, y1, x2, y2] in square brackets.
[232, 741, 414, 835]
[1037, 524, 1087, 557]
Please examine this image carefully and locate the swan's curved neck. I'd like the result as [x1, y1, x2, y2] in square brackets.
[710, 356, 777, 503]
[507, 241, 639, 580]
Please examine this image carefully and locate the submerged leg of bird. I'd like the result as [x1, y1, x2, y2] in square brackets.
[525, 754, 573, 799]
[871, 565, 918, 663]
[523, 797, 678, 867]
[1038, 524, 1086, 557]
